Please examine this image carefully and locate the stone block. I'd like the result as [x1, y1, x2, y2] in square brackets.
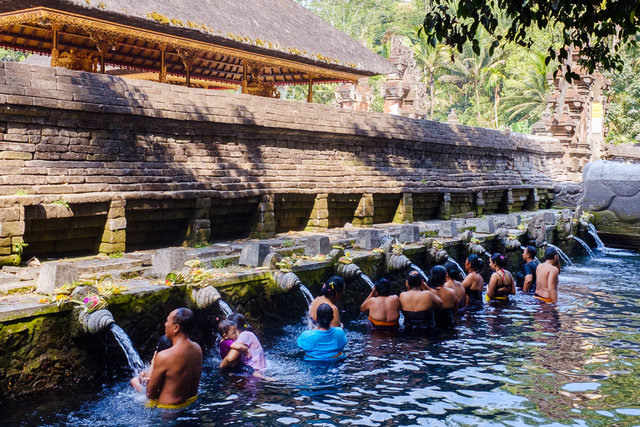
[239, 242, 271, 267]
[98, 242, 126, 254]
[304, 235, 331, 256]
[36, 263, 79, 294]
[438, 221, 458, 238]
[151, 248, 190, 278]
[0, 207, 20, 222]
[101, 229, 125, 244]
[356, 228, 381, 250]
[0, 220, 25, 237]
[475, 218, 495, 234]
[0, 254, 20, 266]
[543, 212, 555, 225]
[106, 217, 127, 231]
[505, 214, 521, 227]
[398, 225, 420, 243]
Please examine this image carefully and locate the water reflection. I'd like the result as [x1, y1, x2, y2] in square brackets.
[3, 253, 640, 426]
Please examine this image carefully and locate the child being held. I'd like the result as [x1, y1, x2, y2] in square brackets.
[218, 315, 267, 377]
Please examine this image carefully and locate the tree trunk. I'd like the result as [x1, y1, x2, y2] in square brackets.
[429, 73, 435, 120]
[475, 83, 481, 124]
[494, 85, 500, 129]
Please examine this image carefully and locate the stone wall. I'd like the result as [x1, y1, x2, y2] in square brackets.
[0, 62, 566, 263]
[604, 144, 640, 164]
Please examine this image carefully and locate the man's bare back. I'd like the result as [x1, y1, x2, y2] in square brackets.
[361, 294, 400, 322]
[535, 250, 560, 303]
[147, 308, 202, 406]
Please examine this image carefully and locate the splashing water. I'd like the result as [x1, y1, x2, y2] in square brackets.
[446, 257, 467, 279]
[109, 324, 144, 374]
[587, 223, 607, 252]
[572, 236, 595, 258]
[218, 300, 233, 317]
[299, 284, 314, 308]
[409, 263, 429, 283]
[359, 272, 375, 289]
[545, 242, 574, 266]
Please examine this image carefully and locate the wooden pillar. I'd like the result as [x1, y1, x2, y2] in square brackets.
[241, 60, 248, 94]
[159, 43, 166, 82]
[307, 75, 313, 103]
[50, 23, 59, 67]
[176, 48, 197, 88]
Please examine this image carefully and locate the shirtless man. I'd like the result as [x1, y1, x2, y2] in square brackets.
[360, 278, 400, 329]
[534, 248, 560, 304]
[147, 308, 202, 408]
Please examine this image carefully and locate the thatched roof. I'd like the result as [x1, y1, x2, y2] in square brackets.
[0, 0, 395, 78]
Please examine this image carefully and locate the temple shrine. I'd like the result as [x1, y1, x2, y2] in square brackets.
[0, 0, 394, 97]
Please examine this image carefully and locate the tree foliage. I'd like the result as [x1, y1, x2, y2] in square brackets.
[421, 0, 640, 82]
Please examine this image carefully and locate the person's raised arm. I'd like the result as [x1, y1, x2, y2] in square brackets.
[230, 341, 248, 352]
[146, 350, 168, 400]
[360, 288, 376, 313]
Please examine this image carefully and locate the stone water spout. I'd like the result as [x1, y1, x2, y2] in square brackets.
[71, 286, 114, 334]
[388, 253, 412, 270]
[78, 309, 115, 334]
[497, 228, 522, 251]
[468, 242, 486, 255]
[190, 286, 222, 310]
[555, 209, 575, 241]
[430, 247, 449, 263]
[273, 271, 302, 292]
[336, 262, 363, 280]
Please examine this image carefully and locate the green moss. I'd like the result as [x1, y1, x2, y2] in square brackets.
[147, 12, 170, 24]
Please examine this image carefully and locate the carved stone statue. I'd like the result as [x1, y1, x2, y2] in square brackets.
[555, 209, 574, 241]
[527, 213, 548, 246]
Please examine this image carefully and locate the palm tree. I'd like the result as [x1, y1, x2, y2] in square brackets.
[438, 33, 507, 126]
[412, 40, 450, 120]
[484, 66, 507, 128]
[501, 52, 552, 125]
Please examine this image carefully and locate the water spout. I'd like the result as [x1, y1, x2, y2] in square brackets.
[190, 286, 221, 310]
[571, 236, 595, 258]
[389, 254, 412, 270]
[299, 284, 314, 308]
[545, 242, 574, 266]
[109, 324, 144, 374]
[446, 257, 467, 279]
[78, 309, 115, 334]
[587, 223, 606, 252]
[359, 273, 375, 289]
[468, 243, 486, 256]
[336, 262, 363, 280]
[273, 271, 302, 292]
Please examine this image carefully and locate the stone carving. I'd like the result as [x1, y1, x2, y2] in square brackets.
[383, 35, 427, 118]
[190, 286, 221, 309]
[527, 213, 548, 246]
[555, 209, 574, 241]
[553, 183, 584, 208]
[581, 160, 640, 248]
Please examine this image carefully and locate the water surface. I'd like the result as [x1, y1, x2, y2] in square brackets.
[4, 250, 640, 426]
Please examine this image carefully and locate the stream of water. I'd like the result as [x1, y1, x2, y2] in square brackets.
[572, 236, 596, 258]
[446, 257, 467, 279]
[409, 263, 429, 283]
[4, 250, 640, 426]
[109, 324, 144, 374]
[218, 300, 233, 317]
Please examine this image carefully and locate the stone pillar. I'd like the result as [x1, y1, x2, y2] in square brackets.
[525, 188, 540, 211]
[305, 193, 329, 232]
[501, 189, 514, 214]
[185, 198, 211, 246]
[393, 193, 413, 223]
[438, 193, 451, 220]
[353, 193, 374, 227]
[250, 195, 276, 238]
[474, 192, 484, 217]
[98, 199, 126, 254]
[0, 204, 25, 266]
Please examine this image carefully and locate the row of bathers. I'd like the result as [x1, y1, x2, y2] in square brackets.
[147, 395, 198, 410]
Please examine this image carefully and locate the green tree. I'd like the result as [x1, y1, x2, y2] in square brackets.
[0, 48, 26, 62]
[412, 40, 450, 119]
[501, 52, 552, 130]
[421, 0, 640, 82]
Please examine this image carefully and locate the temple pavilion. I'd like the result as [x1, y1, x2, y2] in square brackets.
[0, 0, 394, 99]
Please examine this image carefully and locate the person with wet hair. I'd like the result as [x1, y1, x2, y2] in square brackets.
[297, 303, 347, 361]
[428, 265, 459, 328]
[360, 278, 401, 330]
[516, 246, 539, 294]
[146, 308, 202, 408]
[486, 253, 515, 303]
[534, 247, 560, 303]
[462, 255, 485, 308]
[399, 269, 442, 332]
[444, 262, 466, 310]
[309, 276, 345, 328]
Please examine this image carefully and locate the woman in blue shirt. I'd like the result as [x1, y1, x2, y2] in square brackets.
[297, 303, 347, 361]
